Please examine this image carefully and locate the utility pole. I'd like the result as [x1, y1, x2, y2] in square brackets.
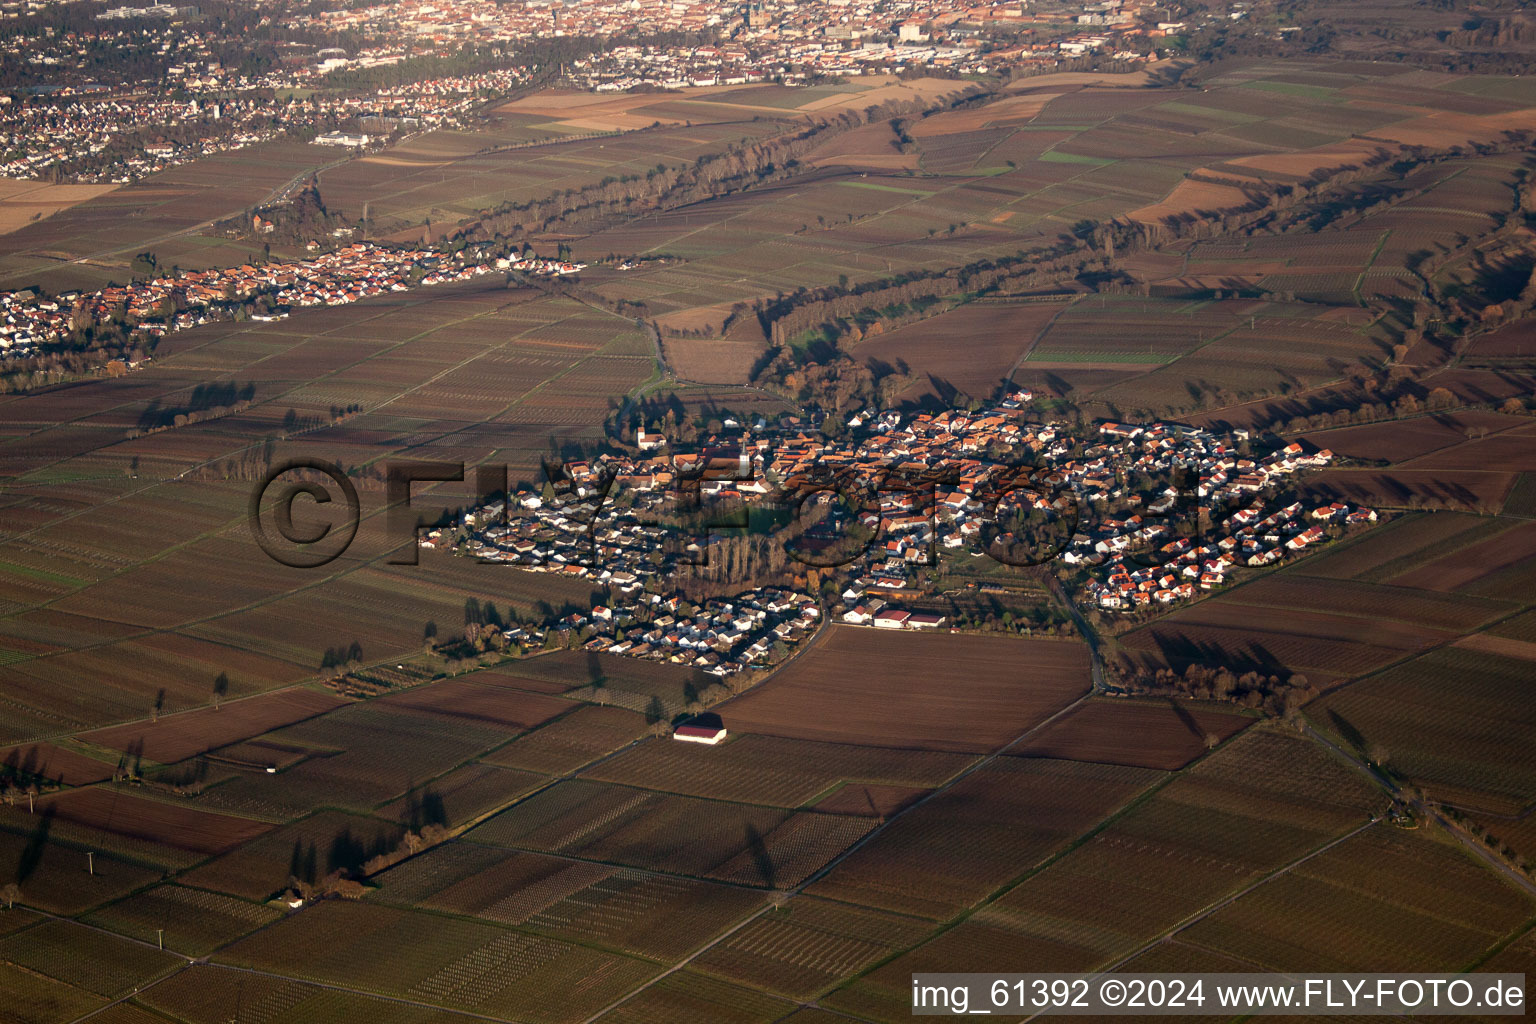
[86, 851, 94, 876]
[156, 928, 164, 950]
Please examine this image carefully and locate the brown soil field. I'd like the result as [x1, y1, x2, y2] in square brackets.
[1393, 420, 1536, 471]
[825, 728, 1385, 1018]
[1310, 644, 1535, 814]
[1176, 823, 1533, 972]
[0, 825, 163, 915]
[80, 688, 349, 765]
[1302, 468, 1516, 512]
[1224, 573, 1511, 633]
[1000, 69, 1157, 93]
[909, 91, 1067, 138]
[661, 336, 762, 385]
[1428, 369, 1536, 406]
[378, 764, 545, 829]
[1129, 179, 1256, 224]
[480, 704, 646, 775]
[495, 86, 740, 120]
[1300, 410, 1527, 463]
[1325, 511, 1491, 570]
[375, 677, 574, 733]
[1373, 107, 1536, 148]
[585, 733, 973, 808]
[1012, 365, 1144, 398]
[0, 140, 336, 289]
[1118, 597, 1454, 688]
[180, 810, 403, 900]
[1014, 699, 1253, 770]
[654, 302, 737, 334]
[1453, 631, 1536, 662]
[807, 757, 1162, 918]
[372, 843, 763, 962]
[813, 783, 931, 818]
[722, 627, 1089, 753]
[0, 180, 119, 235]
[1227, 139, 1399, 180]
[1, 742, 115, 785]
[692, 896, 932, 1000]
[805, 122, 917, 171]
[1465, 319, 1536, 360]
[38, 786, 272, 856]
[495, 77, 969, 130]
[857, 299, 1071, 401]
[1388, 519, 1536, 593]
[468, 777, 866, 886]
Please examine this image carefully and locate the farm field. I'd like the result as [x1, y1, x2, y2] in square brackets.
[371, 843, 764, 961]
[592, 969, 796, 1024]
[179, 810, 404, 900]
[33, 785, 273, 860]
[136, 963, 495, 1024]
[1308, 646, 1536, 815]
[584, 733, 975, 807]
[723, 627, 1089, 753]
[79, 688, 348, 765]
[0, 742, 116, 786]
[1012, 698, 1253, 770]
[378, 763, 547, 830]
[1177, 824, 1533, 971]
[854, 298, 1070, 402]
[0, 822, 163, 915]
[465, 778, 874, 887]
[0, 180, 119, 237]
[320, 119, 786, 233]
[188, 701, 512, 816]
[806, 757, 1163, 919]
[1299, 410, 1531, 464]
[215, 899, 662, 1022]
[480, 704, 648, 775]
[692, 897, 932, 1000]
[822, 728, 1387, 1021]
[0, 917, 181, 999]
[82, 883, 282, 956]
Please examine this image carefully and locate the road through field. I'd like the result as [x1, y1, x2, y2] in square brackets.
[1301, 721, 1536, 900]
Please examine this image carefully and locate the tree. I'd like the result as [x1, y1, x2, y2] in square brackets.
[212, 671, 229, 710]
[1, 883, 17, 910]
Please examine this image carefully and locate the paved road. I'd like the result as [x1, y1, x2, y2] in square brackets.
[1302, 721, 1536, 899]
[1049, 573, 1105, 693]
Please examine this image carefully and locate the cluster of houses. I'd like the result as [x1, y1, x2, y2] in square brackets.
[0, 94, 296, 183]
[2, 55, 528, 184]
[0, 0, 1252, 187]
[1068, 425, 1375, 610]
[452, 393, 1375, 643]
[582, 588, 820, 675]
[0, 242, 514, 358]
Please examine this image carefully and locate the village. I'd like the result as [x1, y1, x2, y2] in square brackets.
[0, 242, 583, 359]
[0, 0, 1220, 185]
[447, 394, 1375, 674]
[0, 67, 533, 183]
